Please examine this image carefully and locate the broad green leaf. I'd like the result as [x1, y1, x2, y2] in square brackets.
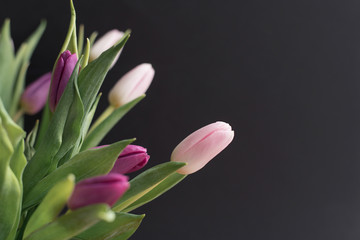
[24, 204, 115, 240]
[58, 92, 100, 167]
[34, 103, 50, 149]
[9, 140, 26, 184]
[0, 99, 25, 145]
[78, 31, 130, 115]
[0, 121, 21, 240]
[23, 60, 82, 197]
[1, 168, 21, 240]
[0, 99, 26, 183]
[123, 173, 186, 213]
[23, 139, 133, 210]
[24, 175, 75, 238]
[112, 162, 186, 212]
[82, 95, 144, 150]
[0, 19, 15, 110]
[75, 213, 144, 240]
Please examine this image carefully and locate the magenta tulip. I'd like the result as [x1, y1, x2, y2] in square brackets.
[171, 121, 234, 174]
[49, 50, 78, 112]
[68, 174, 129, 210]
[109, 145, 150, 174]
[20, 72, 51, 115]
[93, 145, 150, 174]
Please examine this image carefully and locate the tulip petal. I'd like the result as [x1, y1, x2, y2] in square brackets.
[171, 121, 234, 174]
[68, 174, 129, 210]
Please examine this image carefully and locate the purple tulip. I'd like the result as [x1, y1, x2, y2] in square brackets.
[20, 72, 52, 115]
[171, 121, 234, 174]
[49, 50, 78, 112]
[93, 145, 150, 174]
[109, 144, 150, 174]
[68, 173, 129, 210]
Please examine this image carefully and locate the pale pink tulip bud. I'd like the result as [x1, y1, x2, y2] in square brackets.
[49, 50, 78, 112]
[108, 63, 155, 108]
[20, 72, 52, 115]
[110, 144, 150, 174]
[171, 121, 234, 174]
[68, 174, 129, 210]
[90, 29, 124, 68]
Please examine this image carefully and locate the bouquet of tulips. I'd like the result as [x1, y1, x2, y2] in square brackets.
[0, 1, 234, 240]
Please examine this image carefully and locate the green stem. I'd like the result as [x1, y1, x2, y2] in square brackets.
[13, 109, 24, 123]
[88, 105, 115, 134]
[15, 208, 35, 240]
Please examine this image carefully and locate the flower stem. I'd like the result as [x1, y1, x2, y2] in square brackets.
[88, 105, 115, 133]
[13, 109, 24, 123]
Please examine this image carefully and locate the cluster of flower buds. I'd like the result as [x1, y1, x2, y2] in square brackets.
[19, 29, 234, 211]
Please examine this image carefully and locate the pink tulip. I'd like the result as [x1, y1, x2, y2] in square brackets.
[90, 29, 124, 68]
[108, 63, 155, 108]
[171, 121, 234, 174]
[68, 174, 129, 210]
[20, 72, 51, 115]
[49, 50, 78, 112]
[109, 145, 150, 174]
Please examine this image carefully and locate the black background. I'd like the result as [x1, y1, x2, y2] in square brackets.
[3, 0, 360, 239]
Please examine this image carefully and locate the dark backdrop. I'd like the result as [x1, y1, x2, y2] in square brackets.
[3, 0, 360, 239]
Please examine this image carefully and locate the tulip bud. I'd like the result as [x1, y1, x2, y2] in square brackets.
[110, 145, 150, 174]
[68, 174, 129, 210]
[171, 121, 234, 174]
[49, 50, 78, 112]
[20, 72, 51, 115]
[90, 29, 124, 68]
[108, 63, 155, 108]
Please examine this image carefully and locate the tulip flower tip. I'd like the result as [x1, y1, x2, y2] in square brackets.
[100, 210, 116, 222]
[67, 174, 75, 181]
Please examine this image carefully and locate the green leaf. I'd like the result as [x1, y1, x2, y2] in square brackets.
[23, 60, 82, 198]
[23, 139, 133, 210]
[59, 0, 77, 55]
[112, 162, 186, 212]
[82, 95, 144, 150]
[124, 173, 186, 213]
[24, 204, 115, 240]
[0, 99, 26, 183]
[77, 24, 84, 56]
[75, 213, 144, 240]
[25, 120, 39, 160]
[34, 103, 50, 149]
[0, 100, 26, 240]
[9, 20, 46, 116]
[0, 19, 15, 110]
[0, 99, 25, 146]
[81, 38, 90, 68]
[89, 31, 98, 47]
[24, 174, 75, 238]
[78, 31, 130, 115]
[0, 121, 21, 240]
[9, 140, 27, 185]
